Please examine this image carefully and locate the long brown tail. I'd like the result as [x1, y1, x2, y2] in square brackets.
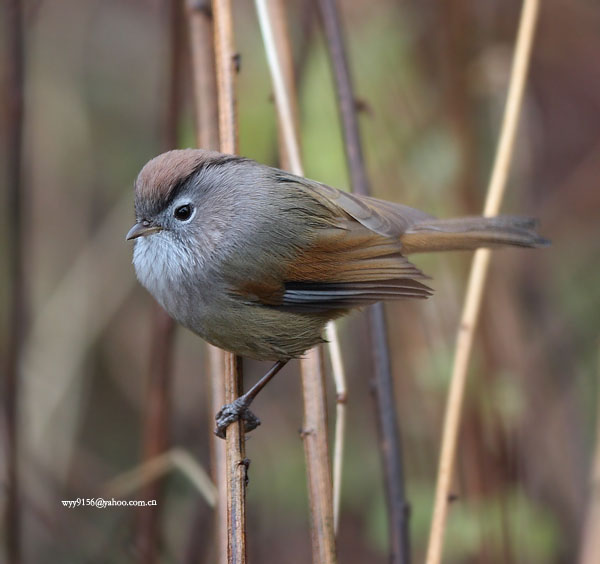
[400, 215, 550, 254]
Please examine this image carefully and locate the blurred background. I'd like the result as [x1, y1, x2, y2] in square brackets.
[1, 0, 599, 562]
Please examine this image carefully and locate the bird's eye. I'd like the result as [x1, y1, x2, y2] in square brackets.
[173, 204, 193, 221]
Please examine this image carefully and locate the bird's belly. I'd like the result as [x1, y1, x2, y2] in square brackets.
[133, 238, 326, 360]
[184, 301, 326, 361]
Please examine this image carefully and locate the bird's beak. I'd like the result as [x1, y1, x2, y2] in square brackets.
[126, 222, 163, 240]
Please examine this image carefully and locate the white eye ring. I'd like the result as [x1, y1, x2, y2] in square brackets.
[173, 203, 195, 222]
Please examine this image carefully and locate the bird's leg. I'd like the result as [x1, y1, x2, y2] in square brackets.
[215, 360, 288, 439]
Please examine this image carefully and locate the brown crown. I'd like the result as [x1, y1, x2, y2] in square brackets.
[135, 149, 221, 203]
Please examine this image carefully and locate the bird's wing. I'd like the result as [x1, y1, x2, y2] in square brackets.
[278, 278, 433, 312]
[273, 219, 433, 312]
[228, 175, 434, 314]
[297, 178, 434, 239]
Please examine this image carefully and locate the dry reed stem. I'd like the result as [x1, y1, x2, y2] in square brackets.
[105, 448, 217, 505]
[578, 342, 600, 564]
[266, 0, 299, 171]
[426, 1, 540, 563]
[212, 0, 247, 561]
[255, 0, 337, 560]
[255, 0, 301, 172]
[187, 1, 228, 561]
[300, 349, 337, 564]
[188, 0, 220, 150]
[325, 322, 346, 534]
[213, 0, 238, 153]
[316, 0, 411, 559]
[315, 0, 368, 196]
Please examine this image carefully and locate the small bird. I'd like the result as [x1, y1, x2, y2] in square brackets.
[127, 149, 548, 436]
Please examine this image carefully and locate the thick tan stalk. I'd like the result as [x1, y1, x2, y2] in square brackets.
[255, 0, 337, 560]
[213, 0, 238, 154]
[266, 0, 299, 171]
[212, 0, 246, 562]
[187, 1, 227, 561]
[426, 1, 540, 563]
[188, 0, 220, 151]
[301, 348, 337, 564]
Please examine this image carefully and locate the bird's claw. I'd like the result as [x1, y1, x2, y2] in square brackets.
[215, 397, 261, 439]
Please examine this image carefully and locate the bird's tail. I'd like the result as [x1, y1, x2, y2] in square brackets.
[400, 215, 550, 254]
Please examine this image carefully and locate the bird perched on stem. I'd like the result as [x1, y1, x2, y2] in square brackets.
[127, 149, 548, 437]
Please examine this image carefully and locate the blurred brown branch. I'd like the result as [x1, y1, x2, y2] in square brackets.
[212, 0, 246, 561]
[255, 1, 337, 561]
[315, 0, 411, 561]
[105, 447, 217, 505]
[186, 1, 226, 561]
[300, 349, 337, 563]
[3, 0, 26, 562]
[189, 0, 220, 150]
[135, 0, 184, 560]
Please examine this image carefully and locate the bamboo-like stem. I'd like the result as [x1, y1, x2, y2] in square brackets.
[213, 0, 238, 153]
[188, 0, 220, 150]
[425, 2, 540, 563]
[136, 3, 183, 561]
[267, 0, 299, 171]
[187, 1, 227, 561]
[325, 322, 346, 534]
[316, 0, 368, 197]
[4, 1, 25, 562]
[369, 304, 411, 562]
[316, 0, 410, 559]
[255, 0, 337, 560]
[300, 348, 337, 564]
[256, 0, 301, 172]
[212, 1, 246, 561]
[222, 354, 246, 563]
[578, 343, 600, 564]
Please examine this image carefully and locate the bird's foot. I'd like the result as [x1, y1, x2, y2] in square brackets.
[215, 397, 261, 439]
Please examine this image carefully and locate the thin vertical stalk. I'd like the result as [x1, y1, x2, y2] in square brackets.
[325, 322, 346, 534]
[300, 349, 337, 564]
[136, 1, 183, 560]
[315, 0, 368, 198]
[369, 304, 411, 562]
[426, 2, 540, 563]
[213, 0, 238, 152]
[3, 1, 25, 562]
[187, 1, 227, 561]
[316, 0, 411, 561]
[188, 0, 220, 150]
[578, 343, 600, 564]
[212, 0, 246, 561]
[267, 0, 299, 171]
[255, 1, 337, 561]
